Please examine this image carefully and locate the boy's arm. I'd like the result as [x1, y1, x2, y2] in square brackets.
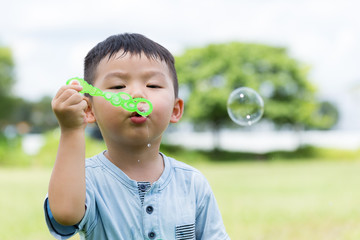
[48, 81, 94, 226]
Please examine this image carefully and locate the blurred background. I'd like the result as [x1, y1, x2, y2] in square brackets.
[0, 0, 360, 239]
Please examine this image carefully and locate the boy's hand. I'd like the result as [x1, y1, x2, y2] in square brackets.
[52, 81, 92, 131]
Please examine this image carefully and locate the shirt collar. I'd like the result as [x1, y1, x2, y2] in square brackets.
[96, 151, 172, 191]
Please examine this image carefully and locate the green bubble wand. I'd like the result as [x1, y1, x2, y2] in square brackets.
[66, 77, 153, 117]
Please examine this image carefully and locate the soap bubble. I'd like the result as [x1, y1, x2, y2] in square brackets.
[227, 87, 264, 126]
[137, 102, 150, 114]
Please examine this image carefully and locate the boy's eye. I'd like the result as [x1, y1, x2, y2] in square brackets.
[110, 86, 125, 89]
[147, 85, 161, 88]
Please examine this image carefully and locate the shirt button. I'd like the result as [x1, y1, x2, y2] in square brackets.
[146, 206, 154, 214]
[148, 231, 156, 239]
[140, 184, 147, 191]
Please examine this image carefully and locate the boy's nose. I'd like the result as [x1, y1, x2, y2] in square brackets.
[129, 86, 146, 99]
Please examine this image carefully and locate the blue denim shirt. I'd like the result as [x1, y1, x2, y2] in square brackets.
[44, 152, 230, 240]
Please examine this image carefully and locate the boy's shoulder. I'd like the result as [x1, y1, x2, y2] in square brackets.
[165, 154, 209, 184]
[166, 154, 202, 174]
[84, 152, 104, 169]
[167, 155, 196, 170]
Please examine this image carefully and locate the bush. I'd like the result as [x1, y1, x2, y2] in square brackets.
[0, 136, 31, 167]
[0, 129, 107, 167]
[0, 130, 359, 168]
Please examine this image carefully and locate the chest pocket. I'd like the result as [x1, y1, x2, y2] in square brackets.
[175, 223, 195, 240]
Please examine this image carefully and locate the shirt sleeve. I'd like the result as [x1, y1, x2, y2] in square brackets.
[195, 177, 230, 240]
[76, 177, 98, 234]
[44, 168, 98, 238]
[43, 197, 78, 240]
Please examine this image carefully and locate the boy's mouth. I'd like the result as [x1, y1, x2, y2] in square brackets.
[130, 112, 148, 124]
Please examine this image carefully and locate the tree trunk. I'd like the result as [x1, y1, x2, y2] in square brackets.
[212, 122, 221, 151]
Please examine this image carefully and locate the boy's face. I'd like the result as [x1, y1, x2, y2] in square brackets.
[89, 51, 183, 147]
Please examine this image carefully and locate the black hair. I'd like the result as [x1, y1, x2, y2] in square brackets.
[84, 33, 178, 97]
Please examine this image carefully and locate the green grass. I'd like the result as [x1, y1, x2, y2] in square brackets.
[200, 160, 360, 240]
[1, 159, 360, 240]
[0, 168, 53, 240]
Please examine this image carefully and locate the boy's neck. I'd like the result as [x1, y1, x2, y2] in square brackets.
[104, 140, 164, 184]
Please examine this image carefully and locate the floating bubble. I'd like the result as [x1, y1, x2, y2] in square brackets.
[227, 87, 264, 126]
[136, 101, 151, 115]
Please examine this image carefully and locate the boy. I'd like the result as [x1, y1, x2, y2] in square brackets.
[44, 33, 229, 240]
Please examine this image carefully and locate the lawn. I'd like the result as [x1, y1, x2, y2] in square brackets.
[1, 159, 360, 240]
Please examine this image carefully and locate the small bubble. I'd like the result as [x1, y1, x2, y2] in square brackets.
[137, 102, 150, 113]
[147, 143, 151, 148]
[137, 159, 140, 163]
[227, 87, 264, 126]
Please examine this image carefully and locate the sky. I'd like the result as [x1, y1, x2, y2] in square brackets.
[1, 0, 360, 130]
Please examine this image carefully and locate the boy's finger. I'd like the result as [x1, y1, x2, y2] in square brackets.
[69, 81, 83, 91]
[61, 90, 86, 106]
[79, 99, 89, 111]
[69, 80, 80, 86]
[54, 85, 83, 100]
[55, 89, 81, 107]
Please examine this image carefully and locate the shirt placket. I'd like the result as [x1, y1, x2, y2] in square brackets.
[139, 183, 160, 240]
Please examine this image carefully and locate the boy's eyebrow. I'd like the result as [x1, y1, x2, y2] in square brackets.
[142, 70, 166, 79]
[103, 70, 167, 81]
[104, 71, 129, 80]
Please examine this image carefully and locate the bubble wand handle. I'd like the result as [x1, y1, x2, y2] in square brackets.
[66, 77, 153, 117]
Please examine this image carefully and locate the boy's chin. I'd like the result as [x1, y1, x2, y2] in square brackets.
[114, 136, 153, 148]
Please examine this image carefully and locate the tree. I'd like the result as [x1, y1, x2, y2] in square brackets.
[0, 47, 15, 96]
[0, 46, 57, 135]
[29, 96, 58, 133]
[0, 46, 16, 132]
[175, 42, 338, 148]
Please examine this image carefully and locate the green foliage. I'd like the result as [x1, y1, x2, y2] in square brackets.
[0, 46, 15, 96]
[0, 135, 31, 166]
[32, 129, 107, 167]
[175, 42, 339, 130]
[0, 96, 18, 129]
[0, 45, 57, 134]
[0, 96, 58, 136]
[1, 130, 358, 167]
[161, 143, 360, 163]
[0, 46, 16, 130]
[26, 96, 58, 133]
[308, 101, 340, 130]
[0, 129, 107, 167]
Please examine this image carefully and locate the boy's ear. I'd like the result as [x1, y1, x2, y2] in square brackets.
[84, 97, 96, 124]
[170, 98, 184, 123]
